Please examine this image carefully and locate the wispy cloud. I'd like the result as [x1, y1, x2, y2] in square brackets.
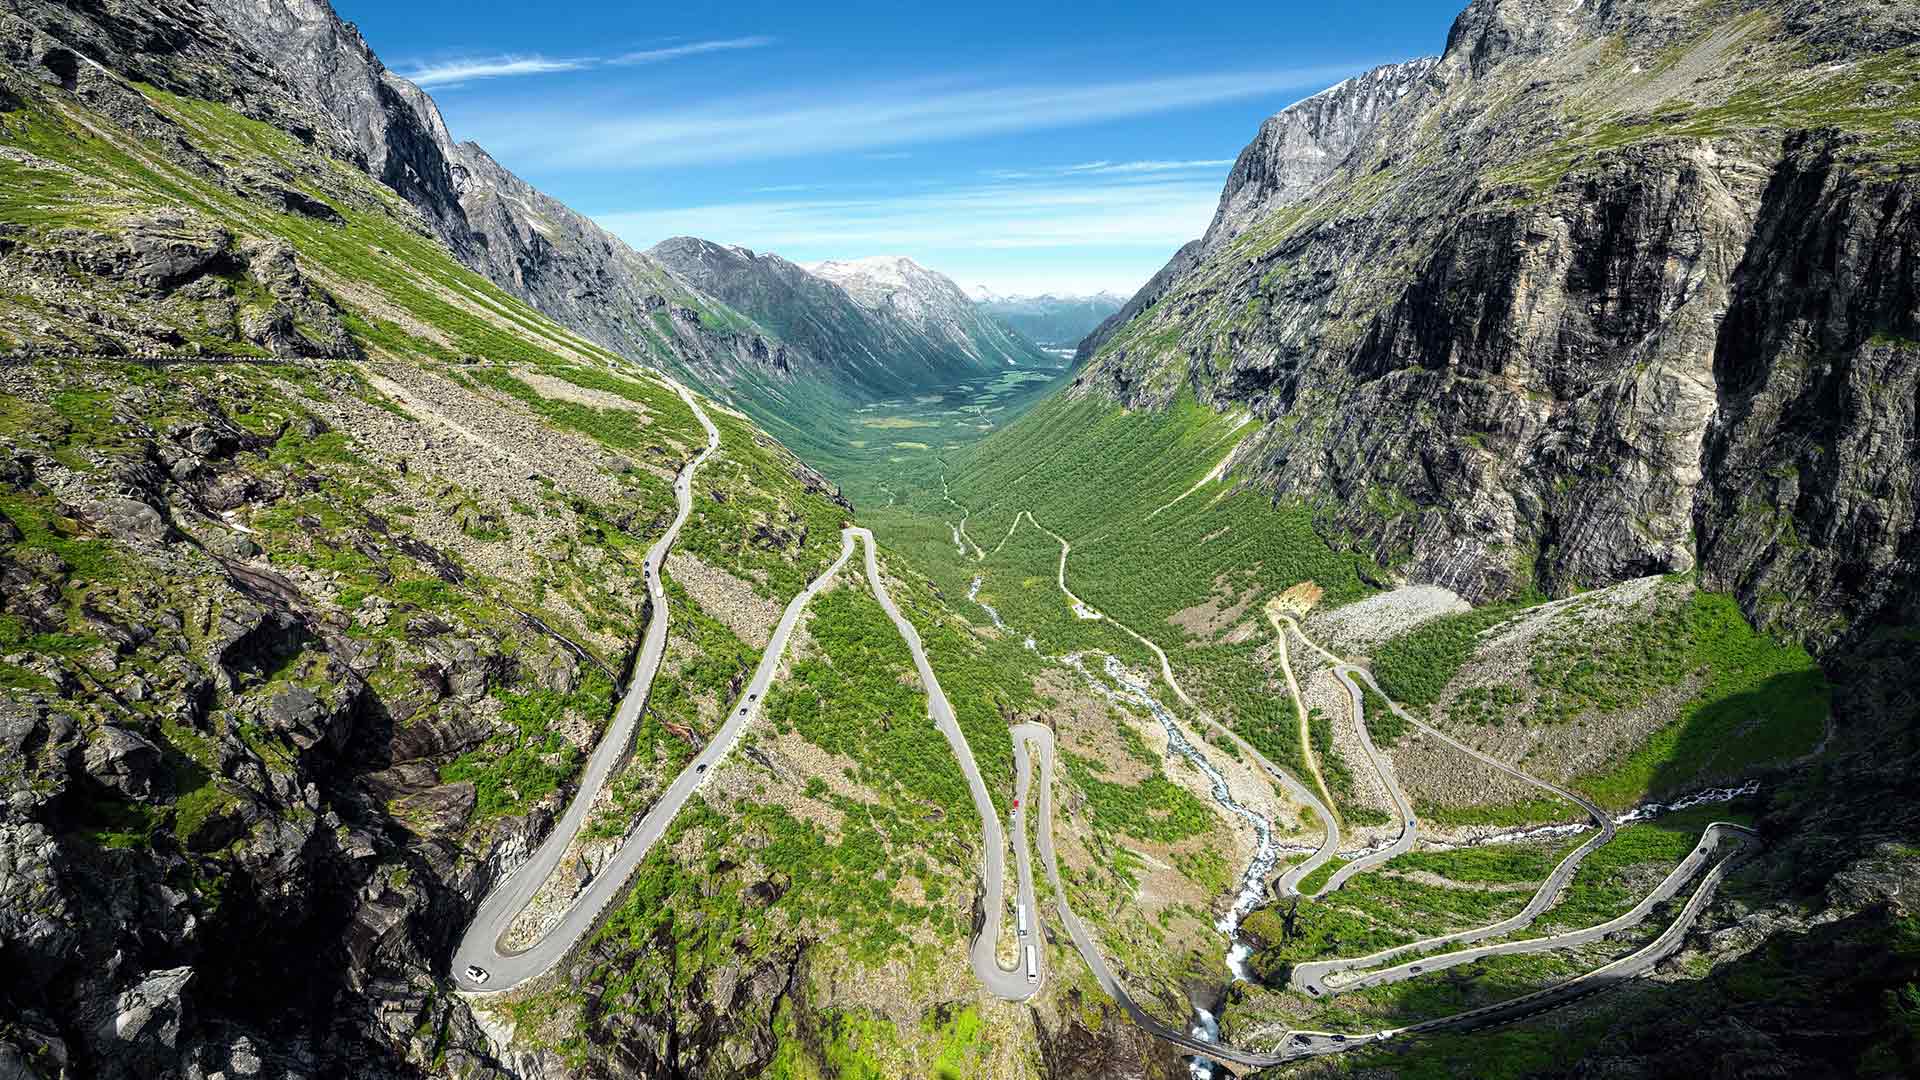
[600, 173, 1226, 256]
[1064, 158, 1235, 175]
[402, 55, 591, 88]
[986, 158, 1235, 181]
[398, 37, 773, 88]
[609, 37, 773, 66]
[477, 63, 1363, 167]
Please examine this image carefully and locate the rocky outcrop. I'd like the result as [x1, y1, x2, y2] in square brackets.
[1031, 990, 1184, 1080]
[1077, 0, 1920, 656]
[4, 205, 357, 357]
[1203, 57, 1441, 249]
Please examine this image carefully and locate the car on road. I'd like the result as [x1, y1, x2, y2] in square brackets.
[1331, 1034, 1346, 1043]
[695, 763, 707, 773]
[465, 965, 489, 984]
[1409, 965, 1422, 974]
[749, 692, 757, 701]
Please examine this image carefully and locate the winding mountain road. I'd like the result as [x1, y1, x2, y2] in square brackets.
[451, 376, 724, 993]
[990, 510, 1346, 897]
[449, 490, 1041, 997]
[451, 443, 1759, 1071]
[848, 525, 1039, 999]
[983, 507, 1757, 1068]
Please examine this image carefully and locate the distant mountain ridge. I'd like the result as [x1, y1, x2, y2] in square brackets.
[969, 290, 1127, 348]
[647, 240, 1053, 399]
[805, 255, 1053, 371]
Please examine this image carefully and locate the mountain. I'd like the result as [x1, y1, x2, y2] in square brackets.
[971, 291, 1126, 348]
[0, 5, 1117, 1077]
[806, 255, 1055, 370]
[177, 0, 814, 393]
[1075, 57, 1441, 365]
[647, 237, 1049, 397]
[1078, 0, 1918, 655]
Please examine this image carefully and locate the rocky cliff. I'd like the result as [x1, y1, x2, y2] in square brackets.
[1202, 57, 1442, 251]
[1078, 0, 1920, 659]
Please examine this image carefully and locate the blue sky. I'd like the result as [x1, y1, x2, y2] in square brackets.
[342, 2, 1459, 296]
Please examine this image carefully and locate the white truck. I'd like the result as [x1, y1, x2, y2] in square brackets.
[1024, 944, 1038, 984]
[1016, 902, 1028, 937]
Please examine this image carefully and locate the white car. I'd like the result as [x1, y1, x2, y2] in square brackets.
[464, 965, 490, 984]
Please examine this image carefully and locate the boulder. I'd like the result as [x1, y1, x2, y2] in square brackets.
[93, 966, 193, 1077]
[225, 1034, 264, 1077]
[122, 213, 233, 292]
[89, 498, 168, 545]
[0, 1016, 68, 1080]
[263, 685, 328, 749]
[82, 725, 162, 798]
[0, 823, 73, 968]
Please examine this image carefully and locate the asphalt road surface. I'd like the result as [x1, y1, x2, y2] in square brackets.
[451, 375, 723, 993]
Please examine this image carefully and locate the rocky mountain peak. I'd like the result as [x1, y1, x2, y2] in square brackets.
[808, 256, 970, 329]
[797, 254, 1050, 369]
[1204, 56, 1442, 248]
[203, 0, 469, 235]
[1438, 0, 1588, 79]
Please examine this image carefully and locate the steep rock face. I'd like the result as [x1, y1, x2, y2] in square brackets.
[807, 255, 1053, 370]
[1079, 57, 1438, 364]
[202, 0, 470, 239]
[1203, 57, 1442, 248]
[1697, 132, 1920, 643]
[1076, 0, 1920, 654]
